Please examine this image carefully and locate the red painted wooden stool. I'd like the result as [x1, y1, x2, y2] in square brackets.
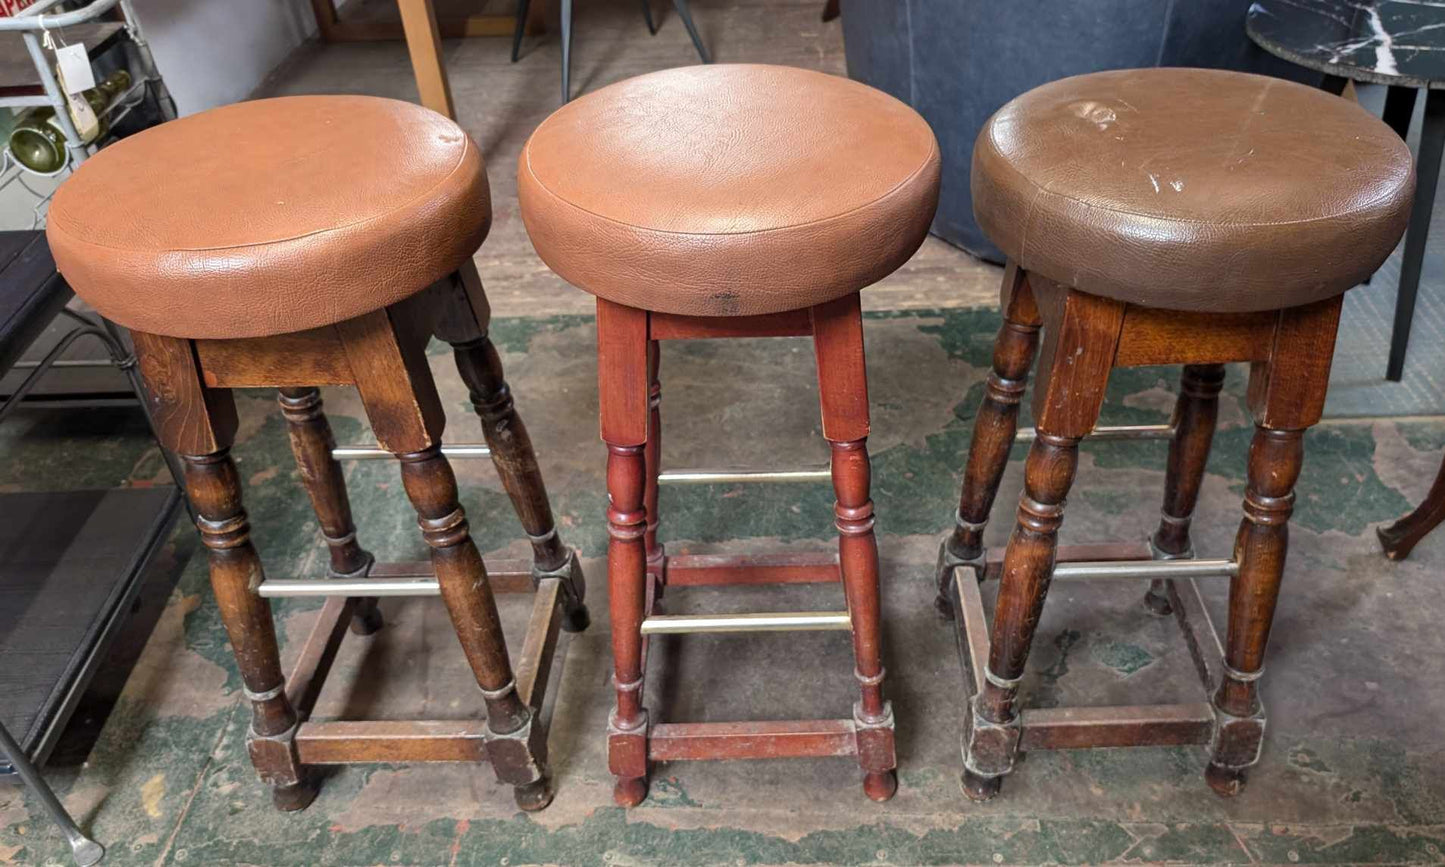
[47, 96, 588, 812]
[936, 69, 1413, 800]
[518, 65, 940, 805]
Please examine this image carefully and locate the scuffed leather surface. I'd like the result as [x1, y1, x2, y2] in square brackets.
[47, 95, 490, 339]
[973, 68, 1414, 313]
[517, 64, 940, 316]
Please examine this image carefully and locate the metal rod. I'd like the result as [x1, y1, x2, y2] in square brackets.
[1018, 423, 1175, 444]
[0, 0, 120, 29]
[259, 578, 441, 598]
[1052, 559, 1237, 581]
[0, 720, 104, 867]
[10, 358, 115, 369]
[332, 444, 492, 461]
[639, 611, 853, 634]
[658, 468, 832, 484]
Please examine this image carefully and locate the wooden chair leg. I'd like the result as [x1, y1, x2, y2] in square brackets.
[1378, 451, 1445, 560]
[1145, 364, 1226, 614]
[813, 293, 896, 802]
[937, 264, 1041, 616]
[341, 307, 553, 811]
[644, 340, 664, 583]
[278, 387, 382, 636]
[961, 286, 1124, 801]
[131, 330, 314, 812]
[597, 299, 652, 807]
[1206, 296, 1339, 797]
[184, 449, 316, 811]
[441, 263, 587, 631]
[1207, 425, 1303, 796]
[396, 446, 553, 809]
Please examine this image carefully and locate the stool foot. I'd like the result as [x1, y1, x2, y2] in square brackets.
[1205, 763, 1248, 798]
[561, 601, 591, 633]
[863, 770, 897, 802]
[613, 776, 649, 807]
[960, 769, 1002, 802]
[350, 599, 385, 636]
[271, 777, 319, 812]
[513, 775, 556, 812]
[1142, 580, 1173, 617]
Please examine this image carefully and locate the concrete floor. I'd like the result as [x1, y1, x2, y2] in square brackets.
[5, 1, 1445, 864]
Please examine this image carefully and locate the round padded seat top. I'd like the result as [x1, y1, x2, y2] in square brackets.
[518, 64, 940, 316]
[47, 95, 490, 339]
[973, 68, 1414, 313]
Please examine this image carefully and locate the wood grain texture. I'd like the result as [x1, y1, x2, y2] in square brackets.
[132, 331, 238, 456]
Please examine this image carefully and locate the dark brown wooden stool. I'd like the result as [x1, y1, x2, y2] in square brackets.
[46, 96, 588, 812]
[518, 65, 940, 805]
[935, 69, 1414, 800]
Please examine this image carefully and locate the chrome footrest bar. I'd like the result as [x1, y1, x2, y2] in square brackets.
[1017, 423, 1175, 444]
[639, 611, 852, 635]
[333, 444, 492, 461]
[658, 468, 832, 484]
[1052, 558, 1237, 581]
[259, 577, 440, 598]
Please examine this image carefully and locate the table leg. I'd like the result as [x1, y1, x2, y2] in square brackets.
[0, 722, 104, 866]
[1387, 89, 1445, 382]
[561, 0, 573, 103]
[1382, 85, 1419, 141]
[397, 0, 456, 119]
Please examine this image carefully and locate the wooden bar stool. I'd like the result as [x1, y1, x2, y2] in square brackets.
[935, 69, 1414, 800]
[518, 65, 940, 805]
[45, 96, 588, 812]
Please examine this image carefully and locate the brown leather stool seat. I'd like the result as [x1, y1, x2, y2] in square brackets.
[973, 68, 1414, 313]
[47, 95, 489, 339]
[518, 64, 941, 316]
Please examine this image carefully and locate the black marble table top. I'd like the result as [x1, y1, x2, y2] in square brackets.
[1247, 0, 1445, 88]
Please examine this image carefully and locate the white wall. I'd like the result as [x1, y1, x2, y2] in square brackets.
[130, 0, 317, 115]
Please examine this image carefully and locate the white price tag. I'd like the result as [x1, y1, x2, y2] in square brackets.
[55, 43, 95, 94]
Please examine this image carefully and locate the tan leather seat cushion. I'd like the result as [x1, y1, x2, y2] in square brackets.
[518, 64, 940, 316]
[47, 95, 490, 339]
[973, 68, 1414, 313]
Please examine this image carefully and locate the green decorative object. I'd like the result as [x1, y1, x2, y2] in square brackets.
[8, 69, 132, 173]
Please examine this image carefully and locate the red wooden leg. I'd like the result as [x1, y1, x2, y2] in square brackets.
[938, 265, 1040, 616]
[813, 293, 896, 801]
[644, 340, 664, 586]
[597, 299, 652, 806]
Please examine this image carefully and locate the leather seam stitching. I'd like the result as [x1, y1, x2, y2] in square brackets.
[49, 139, 477, 255]
[522, 135, 940, 239]
[982, 130, 1410, 229]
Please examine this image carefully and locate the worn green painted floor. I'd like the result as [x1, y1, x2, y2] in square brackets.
[3, 307, 1444, 865]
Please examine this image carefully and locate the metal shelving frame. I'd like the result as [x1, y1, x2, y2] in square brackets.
[0, 0, 176, 223]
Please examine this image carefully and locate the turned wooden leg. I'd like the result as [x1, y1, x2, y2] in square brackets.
[644, 340, 664, 586]
[277, 387, 381, 635]
[184, 450, 315, 811]
[451, 333, 588, 632]
[1206, 426, 1302, 796]
[813, 293, 896, 801]
[937, 264, 1041, 616]
[1145, 364, 1225, 615]
[1378, 451, 1445, 560]
[397, 446, 554, 810]
[961, 284, 1124, 801]
[962, 432, 1080, 799]
[596, 298, 652, 807]
[605, 442, 650, 807]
